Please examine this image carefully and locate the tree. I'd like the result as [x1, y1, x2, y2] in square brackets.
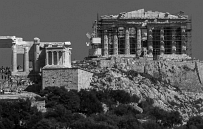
[26, 109, 43, 129]
[111, 104, 139, 116]
[117, 115, 141, 129]
[149, 107, 182, 128]
[187, 116, 203, 128]
[32, 119, 54, 129]
[109, 90, 131, 104]
[60, 90, 80, 112]
[142, 120, 162, 129]
[162, 110, 182, 127]
[78, 89, 103, 115]
[45, 104, 73, 127]
[40, 87, 80, 112]
[70, 117, 117, 129]
[2, 118, 15, 129]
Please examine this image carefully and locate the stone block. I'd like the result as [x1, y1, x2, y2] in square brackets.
[42, 68, 93, 91]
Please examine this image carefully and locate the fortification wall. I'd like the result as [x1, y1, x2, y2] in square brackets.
[96, 58, 203, 92]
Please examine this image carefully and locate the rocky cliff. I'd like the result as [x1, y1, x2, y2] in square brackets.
[73, 57, 203, 121]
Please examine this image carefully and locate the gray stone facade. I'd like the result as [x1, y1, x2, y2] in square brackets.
[42, 67, 93, 91]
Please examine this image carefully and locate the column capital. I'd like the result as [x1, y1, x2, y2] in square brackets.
[24, 47, 29, 52]
[34, 37, 40, 44]
[12, 38, 17, 45]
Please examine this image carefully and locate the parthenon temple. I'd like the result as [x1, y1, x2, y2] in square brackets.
[0, 36, 72, 75]
[87, 9, 192, 59]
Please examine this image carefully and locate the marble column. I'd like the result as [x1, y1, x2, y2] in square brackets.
[12, 41, 17, 73]
[62, 51, 65, 65]
[51, 51, 54, 65]
[69, 50, 72, 67]
[148, 27, 153, 56]
[160, 28, 165, 55]
[57, 51, 59, 65]
[125, 28, 130, 55]
[136, 28, 142, 57]
[46, 50, 49, 65]
[34, 37, 40, 72]
[181, 27, 187, 54]
[24, 47, 29, 73]
[172, 28, 176, 54]
[113, 32, 118, 55]
[103, 31, 108, 56]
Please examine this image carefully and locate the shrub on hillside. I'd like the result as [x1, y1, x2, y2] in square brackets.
[109, 90, 132, 104]
[162, 110, 182, 128]
[142, 120, 162, 129]
[111, 104, 140, 116]
[187, 116, 203, 129]
[78, 89, 103, 115]
[40, 87, 80, 112]
[148, 107, 182, 128]
[117, 115, 141, 129]
[0, 99, 43, 129]
[91, 113, 118, 126]
[70, 117, 117, 129]
[139, 97, 154, 113]
[44, 104, 72, 125]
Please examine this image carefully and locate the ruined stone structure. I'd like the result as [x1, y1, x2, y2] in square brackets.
[88, 9, 192, 59]
[0, 36, 72, 76]
[0, 36, 94, 91]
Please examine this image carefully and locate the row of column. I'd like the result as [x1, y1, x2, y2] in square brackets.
[103, 27, 187, 56]
[103, 27, 142, 57]
[12, 41, 29, 73]
[46, 51, 65, 66]
[148, 27, 187, 55]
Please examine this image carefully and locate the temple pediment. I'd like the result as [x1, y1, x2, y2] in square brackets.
[100, 9, 188, 19]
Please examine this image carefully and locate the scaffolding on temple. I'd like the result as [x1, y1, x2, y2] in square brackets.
[87, 9, 192, 60]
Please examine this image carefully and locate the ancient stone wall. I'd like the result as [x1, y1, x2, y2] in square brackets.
[78, 69, 93, 90]
[42, 68, 93, 91]
[42, 68, 78, 90]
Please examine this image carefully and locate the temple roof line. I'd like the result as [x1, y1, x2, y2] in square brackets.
[100, 9, 188, 20]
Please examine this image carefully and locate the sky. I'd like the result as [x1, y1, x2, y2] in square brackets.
[0, 0, 202, 66]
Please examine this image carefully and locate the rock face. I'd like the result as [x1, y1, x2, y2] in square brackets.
[72, 58, 203, 121]
[144, 60, 202, 92]
[97, 58, 203, 92]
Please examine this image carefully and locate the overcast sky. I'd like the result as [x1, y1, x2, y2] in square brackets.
[0, 0, 202, 66]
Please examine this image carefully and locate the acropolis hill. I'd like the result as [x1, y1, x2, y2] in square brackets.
[0, 9, 203, 121]
[81, 9, 203, 91]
